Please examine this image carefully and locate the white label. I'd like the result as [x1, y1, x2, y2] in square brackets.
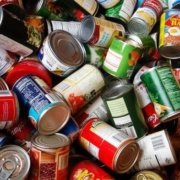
[97, 0, 120, 8]
[134, 130, 176, 170]
[120, 126, 137, 138]
[0, 35, 32, 57]
[113, 115, 132, 126]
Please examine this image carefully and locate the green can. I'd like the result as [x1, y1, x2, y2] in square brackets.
[141, 66, 180, 122]
[102, 37, 142, 79]
[101, 80, 148, 138]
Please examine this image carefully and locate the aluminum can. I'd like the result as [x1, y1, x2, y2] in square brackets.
[96, 0, 120, 9]
[134, 130, 177, 170]
[38, 30, 85, 77]
[30, 133, 70, 180]
[12, 75, 71, 135]
[103, 36, 142, 79]
[79, 118, 140, 173]
[140, 66, 180, 122]
[0, 145, 30, 180]
[4, 58, 52, 88]
[79, 15, 125, 47]
[168, 0, 180, 9]
[159, 9, 180, 59]
[53, 64, 105, 114]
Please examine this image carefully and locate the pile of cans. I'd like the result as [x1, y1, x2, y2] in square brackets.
[0, 0, 180, 179]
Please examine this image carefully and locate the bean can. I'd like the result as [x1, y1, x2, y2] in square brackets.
[79, 118, 140, 173]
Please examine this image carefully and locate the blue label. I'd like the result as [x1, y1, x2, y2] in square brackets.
[37, 47, 44, 61]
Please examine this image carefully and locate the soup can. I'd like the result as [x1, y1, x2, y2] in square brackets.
[79, 118, 140, 173]
[0, 145, 30, 179]
[38, 30, 85, 77]
[140, 66, 180, 123]
[30, 133, 70, 180]
[159, 9, 180, 59]
[53, 64, 105, 114]
[96, 0, 120, 9]
[12, 75, 71, 135]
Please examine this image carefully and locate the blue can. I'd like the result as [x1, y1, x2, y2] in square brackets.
[12, 75, 71, 135]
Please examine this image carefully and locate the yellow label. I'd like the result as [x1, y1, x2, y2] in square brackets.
[159, 13, 165, 48]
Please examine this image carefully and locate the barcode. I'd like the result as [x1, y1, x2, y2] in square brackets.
[151, 135, 166, 151]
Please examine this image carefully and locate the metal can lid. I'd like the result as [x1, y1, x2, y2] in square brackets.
[0, 145, 30, 180]
[31, 133, 70, 149]
[38, 101, 71, 135]
[48, 30, 85, 67]
[131, 170, 163, 180]
[126, 35, 144, 48]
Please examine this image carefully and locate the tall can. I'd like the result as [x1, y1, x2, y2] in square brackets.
[30, 133, 70, 180]
[53, 64, 106, 114]
[140, 66, 180, 122]
[12, 75, 71, 135]
[102, 80, 148, 138]
[79, 118, 140, 173]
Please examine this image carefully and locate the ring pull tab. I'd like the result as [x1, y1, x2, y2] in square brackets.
[0, 159, 16, 180]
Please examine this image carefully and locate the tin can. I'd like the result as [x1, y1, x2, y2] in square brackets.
[140, 66, 180, 122]
[159, 9, 180, 59]
[53, 64, 105, 114]
[128, 7, 157, 36]
[12, 75, 71, 135]
[96, 0, 120, 9]
[30, 133, 70, 180]
[79, 118, 140, 173]
[79, 15, 125, 47]
[0, 145, 30, 179]
[134, 130, 177, 170]
[69, 159, 114, 180]
[131, 170, 163, 180]
[102, 80, 148, 138]
[103, 36, 142, 79]
[38, 30, 85, 77]
[168, 0, 180, 9]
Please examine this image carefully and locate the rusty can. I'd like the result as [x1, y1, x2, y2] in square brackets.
[53, 64, 106, 114]
[79, 118, 140, 173]
[12, 75, 71, 135]
[38, 30, 85, 77]
[30, 133, 70, 180]
[0, 145, 30, 179]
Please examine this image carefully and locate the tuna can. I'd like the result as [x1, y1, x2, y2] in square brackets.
[96, 0, 120, 9]
[140, 66, 180, 123]
[168, 0, 180, 9]
[103, 36, 142, 79]
[159, 9, 180, 59]
[69, 159, 114, 180]
[30, 133, 70, 180]
[4, 58, 52, 88]
[53, 64, 105, 114]
[101, 80, 148, 138]
[79, 118, 140, 173]
[79, 15, 125, 47]
[134, 130, 177, 170]
[0, 145, 30, 179]
[38, 30, 85, 77]
[12, 75, 71, 135]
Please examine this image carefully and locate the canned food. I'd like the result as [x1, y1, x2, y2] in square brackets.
[103, 36, 142, 79]
[140, 66, 180, 122]
[168, 0, 180, 9]
[0, 145, 30, 180]
[102, 80, 148, 138]
[53, 64, 105, 114]
[12, 75, 71, 135]
[79, 118, 140, 173]
[38, 30, 85, 77]
[159, 9, 180, 59]
[96, 0, 120, 9]
[30, 133, 70, 180]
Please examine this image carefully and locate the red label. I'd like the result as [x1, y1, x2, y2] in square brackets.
[0, 0, 19, 5]
[89, 25, 100, 45]
[165, 15, 180, 27]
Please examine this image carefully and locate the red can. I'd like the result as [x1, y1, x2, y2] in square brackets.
[79, 118, 140, 173]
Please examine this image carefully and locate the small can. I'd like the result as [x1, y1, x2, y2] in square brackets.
[103, 36, 142, 79]
[134, 130, 177, 170]
[0, 145, 30, 179]
[12, 75, 71, 135]
[159, 9, 180, 59]
[69, 159, 114, 180]
[79, 15, 125, 47]
[38, 30, 85, 77]
[79, 118, 140, 173]
[96, 0, 120, 9]
[30, 133, 70, 180]
[101, 80, 148, 138]
[53, 64, 106, 114]
[140, 66, 180, 122]
[168, 0, 180, 9]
